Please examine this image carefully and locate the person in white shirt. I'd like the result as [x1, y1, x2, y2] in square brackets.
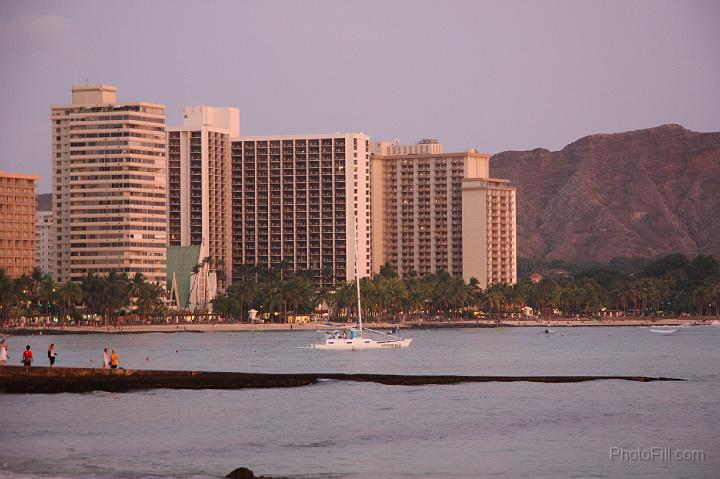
[103, 347, 109, 369]
[0, 337, 8, 366]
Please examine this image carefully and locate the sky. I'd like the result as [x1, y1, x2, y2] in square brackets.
[1, 0, 718, 193]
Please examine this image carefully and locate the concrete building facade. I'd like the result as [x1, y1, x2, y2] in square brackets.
[35, 210, 53, 275]
[0, 171, 39, 277]
[371, 141, 516, 288]
[371, 138, 443, 156]
[51, 85, 167, 283]
[461, 178, 517, 287]
[231, 133, 371, 286]
[167, 106, 238, 293]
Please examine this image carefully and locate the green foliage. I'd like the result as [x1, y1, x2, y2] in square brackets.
[212, 254, 720, 321]
[2, 252, 720, 325]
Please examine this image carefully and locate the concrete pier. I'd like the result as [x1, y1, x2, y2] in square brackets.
[0, 366, 683, 394]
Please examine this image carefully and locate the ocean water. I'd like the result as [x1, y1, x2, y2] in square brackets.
[0, 326, 718, 478]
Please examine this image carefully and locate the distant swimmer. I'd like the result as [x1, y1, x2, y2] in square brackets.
[544, 329, 549, 334]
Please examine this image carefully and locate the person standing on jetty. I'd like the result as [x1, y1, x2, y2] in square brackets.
[110, 349, 119, 369]
[103, 348, 109, 369]
[48, 343, 58, 366]
[22, 345, 33, 367]
[0, 337, 8, 365]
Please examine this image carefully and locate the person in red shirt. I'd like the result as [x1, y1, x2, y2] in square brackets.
[22, 345, 33, 367]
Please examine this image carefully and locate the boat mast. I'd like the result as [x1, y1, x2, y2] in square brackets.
[354, 213, 363, 336]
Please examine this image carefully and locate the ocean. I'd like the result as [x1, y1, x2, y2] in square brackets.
[0, 326, 718, 478]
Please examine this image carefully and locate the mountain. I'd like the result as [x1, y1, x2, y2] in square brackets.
[490, 124, 720, 263]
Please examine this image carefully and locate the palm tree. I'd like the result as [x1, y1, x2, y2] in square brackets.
[0, 269, 17, 324]
[81, 272, 107, 321]
[135, 282, 165, 317]
[28, 267, 46, 311]
[259, 279, 285, 322]
[38, 276, 57, 315]
[484, 289, 505, 322]
[56, 281, 82, 323]
[314, 286, 335, 318]
[610, 281, 630, 314]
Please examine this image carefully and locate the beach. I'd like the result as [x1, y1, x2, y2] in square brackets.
[0, 316, 713, 335]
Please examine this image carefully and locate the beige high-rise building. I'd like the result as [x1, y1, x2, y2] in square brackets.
[461, 178, 517, 287]
[36, 210, 53, 275]
[0, 170, 39, 278]
[167, 106, 238, 289]
[51, 85, 167, 283]
[371, 140, 516, 288]
[231, 133, 371, 287]
[371, 138, 443, 156]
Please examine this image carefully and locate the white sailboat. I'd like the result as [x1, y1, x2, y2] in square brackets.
[308, 215, 412, 351]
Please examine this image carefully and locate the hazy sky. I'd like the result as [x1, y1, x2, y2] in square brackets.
[1, 0, 718, 192]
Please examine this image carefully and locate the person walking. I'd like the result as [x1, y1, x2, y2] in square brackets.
[102, 348, 109, 369]
[0, 337, 8, 366]
[22, 345, 33, 367]
[109, 349, 119, 369]
[48, 343, 58, 366]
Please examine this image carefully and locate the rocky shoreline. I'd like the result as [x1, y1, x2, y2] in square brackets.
[0, 365, 683, 394]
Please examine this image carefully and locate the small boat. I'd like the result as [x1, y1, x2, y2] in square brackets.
[308, 215, 412, 351]
[650, 328, 678, 334]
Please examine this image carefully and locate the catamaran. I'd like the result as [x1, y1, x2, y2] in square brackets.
[307, 216, 412, 351]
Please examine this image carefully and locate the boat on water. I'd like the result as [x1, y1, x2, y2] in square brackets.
[309, 327, 413, 350]
[650, 328, 678, 334]
[307, 216, 412, 351]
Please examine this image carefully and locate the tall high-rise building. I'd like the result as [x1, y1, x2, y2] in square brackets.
[461, 178, 517, 287]
[167, 106, 239, 289]
[51, 85, 167, 283]
[36, 210, 54, 275]
[370, 140, 516, 288]
[231, 133, 371, 287]
[0, 170, 39, 277]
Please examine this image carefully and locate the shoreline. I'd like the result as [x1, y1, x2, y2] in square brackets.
[0, 317, 715, 335]
[0, 365, 683, 394]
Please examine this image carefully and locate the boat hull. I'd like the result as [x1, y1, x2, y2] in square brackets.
[309, 337, 412, 350]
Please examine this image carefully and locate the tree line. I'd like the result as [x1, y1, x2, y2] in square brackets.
[2, 253, 719, 325]
[0, 268, 165, 325]
[214, 254, 720, 321]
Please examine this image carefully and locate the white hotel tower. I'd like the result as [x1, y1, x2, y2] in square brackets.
[51, 85, 167, 283]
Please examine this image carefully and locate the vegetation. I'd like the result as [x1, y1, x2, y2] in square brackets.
[214, 254, 720, 322]
[0, 268, 166, 326]
[1, 253, 719, 326]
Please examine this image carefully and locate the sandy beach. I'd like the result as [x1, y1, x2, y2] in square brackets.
[0, 317, 714, 335]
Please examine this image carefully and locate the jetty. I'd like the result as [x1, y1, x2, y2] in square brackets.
[0, 366, 683, 394]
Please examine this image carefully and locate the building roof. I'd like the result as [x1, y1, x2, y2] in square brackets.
[0, 170, 40, 181]
[233, 132, 369, 141]
[167, 245, 202, 309]
[372, 149, 490, 160]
